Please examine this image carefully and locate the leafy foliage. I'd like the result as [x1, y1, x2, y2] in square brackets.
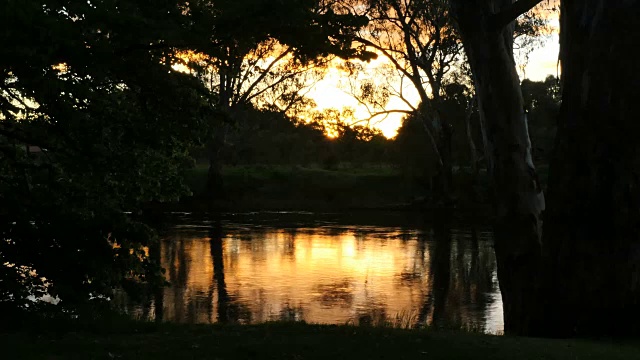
[193, 108, 392, 168]
[0, 0, 210, 313]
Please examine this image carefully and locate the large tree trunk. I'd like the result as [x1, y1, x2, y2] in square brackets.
[450, 0, 545, 335]
[541, 0, 640, 337]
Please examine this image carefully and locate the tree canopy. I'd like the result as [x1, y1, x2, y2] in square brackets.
[1, 0, 210, 313]
[0, 0, 378, 315]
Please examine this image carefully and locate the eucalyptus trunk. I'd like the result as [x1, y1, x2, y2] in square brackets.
[450, 0, 545, 335]
[541, 0, 640, 337]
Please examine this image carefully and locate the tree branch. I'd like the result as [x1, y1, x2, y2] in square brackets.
[237, 47, 292, 105]
[490, 0, 543, 30]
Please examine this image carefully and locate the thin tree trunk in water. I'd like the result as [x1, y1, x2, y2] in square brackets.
[151, 239, 164, 323]
[431, 221, 452, 328]
[210, 222, 230, 323]
[450, 0, 545, 335]
[542, 0, 640, 337]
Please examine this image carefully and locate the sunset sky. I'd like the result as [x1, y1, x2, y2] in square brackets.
[309, 13, 560, 138]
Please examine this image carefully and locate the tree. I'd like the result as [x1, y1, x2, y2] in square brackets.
[451, 0, 640, 337]
[0, 0, 209, 314]
[344, 0, 462, 202]
[448, 0, 549, 334]
[182, 0, 374, 197]
[344, 0, 548, 203]
[541, 0, 640, 336]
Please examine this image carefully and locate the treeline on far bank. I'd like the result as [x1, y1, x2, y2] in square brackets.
[184, 76, 561, 210]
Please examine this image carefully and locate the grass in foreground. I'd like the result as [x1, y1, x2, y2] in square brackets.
[3, 321, 640, 360]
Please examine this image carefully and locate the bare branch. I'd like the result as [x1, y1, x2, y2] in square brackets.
[354, 36, 417, 82]
[355, 108, 413, 126]
[237, 47, 292, 104]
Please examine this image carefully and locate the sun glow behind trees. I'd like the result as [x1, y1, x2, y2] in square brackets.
[308, 57, 420, 138]
[307, 2, 559, 139]
[176, 40, 559, 140]
[172, 1, 558, 140]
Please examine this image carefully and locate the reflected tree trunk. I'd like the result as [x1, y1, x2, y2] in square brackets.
[450, 0, 545, 335]
[417, 214, 452, 328]
[430, 222, 452, 329]
[150, 238, 164, 323]
[210, 220, 230, 323]
[169, 241, 189, 322]
[541, 0, 640, 337]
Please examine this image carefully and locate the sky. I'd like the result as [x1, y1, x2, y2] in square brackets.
[307, 13, 561, 139]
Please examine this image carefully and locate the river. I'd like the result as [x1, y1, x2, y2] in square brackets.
[117, 211, 503, 334]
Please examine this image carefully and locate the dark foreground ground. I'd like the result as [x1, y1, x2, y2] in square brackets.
[4, 321, 639, 360]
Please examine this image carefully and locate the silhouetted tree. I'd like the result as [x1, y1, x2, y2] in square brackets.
[451, 0, 640, 337]
[183, 0, 374, 198]
[541, 0, 640, 337]
[449, 0, 547, 334]
[0, 0, 209, 314]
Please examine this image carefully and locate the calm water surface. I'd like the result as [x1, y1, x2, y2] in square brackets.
[121, 212, 503, 333]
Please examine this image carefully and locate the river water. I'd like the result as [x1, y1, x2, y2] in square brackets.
[118, 212, 503, 333]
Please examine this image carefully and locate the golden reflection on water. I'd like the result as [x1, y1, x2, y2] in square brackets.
[136, 223, 502, 333]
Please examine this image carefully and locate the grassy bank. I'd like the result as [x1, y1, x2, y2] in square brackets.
[181, 163, 490, 212]
[4, 321, 639, 359]
[183, 164, 416, 210]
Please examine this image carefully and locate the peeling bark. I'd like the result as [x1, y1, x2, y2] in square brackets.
[451, 0, 640, 337]
[450, 0, 545, 335]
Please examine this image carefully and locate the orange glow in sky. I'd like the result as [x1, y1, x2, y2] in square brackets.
[170, 9, 560, 140]
[308, 11, 560, 139]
